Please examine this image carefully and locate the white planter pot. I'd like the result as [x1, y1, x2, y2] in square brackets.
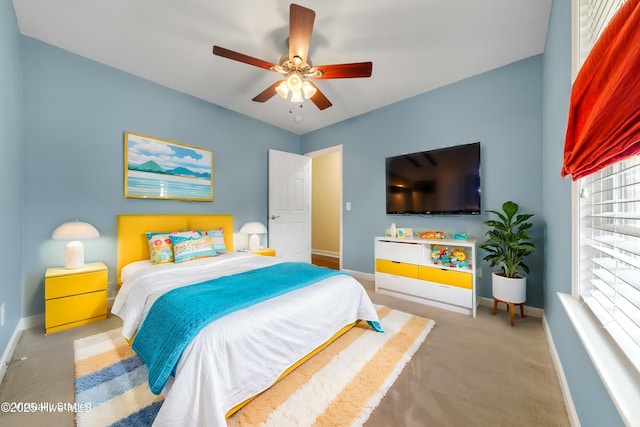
[492, 272, 526, 303]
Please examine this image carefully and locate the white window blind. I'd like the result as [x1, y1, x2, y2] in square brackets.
[587, 0, 626, 45]
[577, 0, 640, 374]
[579, 156, 640, 373]
[577, 0, 626, 67]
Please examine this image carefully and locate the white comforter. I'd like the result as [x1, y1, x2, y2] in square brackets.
[111, 253, 380, 426]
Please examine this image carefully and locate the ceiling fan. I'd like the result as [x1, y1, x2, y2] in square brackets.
[212, 3, 373, 111]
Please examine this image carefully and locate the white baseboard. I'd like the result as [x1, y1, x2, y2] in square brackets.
[478, 296, 544, 318]
[343, 269, 374, 282]
[312, 249, 340, 258]
[543, 314, 580, 427]
[0, 324, 23, 385]
[0, 312, 45, 386]
[17, 313, 44, 330]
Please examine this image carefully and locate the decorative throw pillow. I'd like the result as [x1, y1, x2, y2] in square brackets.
[199, 228, 227, 254]
[146, 232, 175, 265]
[146, 230, 199, 265]
[170, 234, 216, 263]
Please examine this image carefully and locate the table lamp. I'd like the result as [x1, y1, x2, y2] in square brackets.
[239, 222, 267, 251]
[52, 220, 100, 269]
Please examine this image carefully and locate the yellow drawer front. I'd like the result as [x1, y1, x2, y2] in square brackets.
[45, 290, 107, 329]
[419, 266, 472, 289]
[45, 270, 107, 299]
[375, 259, 419, 279]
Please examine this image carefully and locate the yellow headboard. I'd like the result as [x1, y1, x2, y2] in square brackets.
[117, 214, 234, 285]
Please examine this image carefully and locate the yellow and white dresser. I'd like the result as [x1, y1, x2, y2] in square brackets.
[45, 262, 108, 333]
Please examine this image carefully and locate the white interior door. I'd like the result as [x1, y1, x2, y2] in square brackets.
[268, 149, 311, 262]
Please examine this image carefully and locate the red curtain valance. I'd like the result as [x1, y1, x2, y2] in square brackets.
[562, 0, 640, 180]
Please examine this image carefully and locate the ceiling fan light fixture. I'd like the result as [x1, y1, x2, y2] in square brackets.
[290, 90, 304, 103]
[276, 81, 289, 99]
[301, 80, 316, 99]
[286, 71, 303, 92]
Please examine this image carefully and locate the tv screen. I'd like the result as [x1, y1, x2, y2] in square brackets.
[386, 142, 481, 215]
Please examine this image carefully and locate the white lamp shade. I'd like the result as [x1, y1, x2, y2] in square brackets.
[276, 81, 289, 99]
[302, 80, 317, 99]
[52, 221, 99, 269]
[52, 221, 100, 240]
[240, 222, 267, 251]
[290, 90, 304, 103]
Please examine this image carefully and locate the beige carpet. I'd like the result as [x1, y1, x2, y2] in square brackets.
[74, 306, 434, 426]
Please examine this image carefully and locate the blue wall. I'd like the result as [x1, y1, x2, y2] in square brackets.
[0, 0, 23, 356]
[20, 37, 301, 317]
[542, 0, 622, 425]
[302, 55, 545, 307]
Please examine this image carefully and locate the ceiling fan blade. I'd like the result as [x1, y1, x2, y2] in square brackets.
[308, 83, 332, 110]
[252, 80, 283, 103]
[289, 4, 315, 64]
[213, 46, 276, 71]
[314, 62, 373, 79]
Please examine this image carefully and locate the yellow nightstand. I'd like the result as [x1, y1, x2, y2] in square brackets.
[251, 248, 276, 257]
[45, 262, 108, 334]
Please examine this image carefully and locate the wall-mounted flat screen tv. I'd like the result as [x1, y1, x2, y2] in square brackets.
[386, 142, 481, 215]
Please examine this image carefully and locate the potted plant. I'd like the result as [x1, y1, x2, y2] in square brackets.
[479, 201, 536, 303]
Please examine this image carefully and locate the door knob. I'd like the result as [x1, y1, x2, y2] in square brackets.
[270, 215, 280, 220]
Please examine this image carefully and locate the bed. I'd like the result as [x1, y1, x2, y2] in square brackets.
[111, 214, 381, 426]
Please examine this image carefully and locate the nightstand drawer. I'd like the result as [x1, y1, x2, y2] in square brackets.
[45, 290, 107, 329]
[45, 270, 107, 299]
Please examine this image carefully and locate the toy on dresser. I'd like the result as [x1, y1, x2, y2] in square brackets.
[451, 248, 469, 268]
[431, 246, 469, 269]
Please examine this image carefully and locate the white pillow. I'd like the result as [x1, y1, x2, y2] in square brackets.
[121, 260, 153, 283]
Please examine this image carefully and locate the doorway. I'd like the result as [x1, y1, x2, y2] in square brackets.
[307, 145, 342, 270]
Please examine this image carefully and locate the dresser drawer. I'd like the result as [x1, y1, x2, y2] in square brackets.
[45, 290, 107, 328]
[376, 273, 472, 308]
[419, 266, 472, 289]
[376, 259, 419, 279]
[45, 270, 107, 299]
[375, 240, 423, 264]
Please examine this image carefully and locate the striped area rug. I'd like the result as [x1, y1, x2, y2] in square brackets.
[74, 306, 434, 426]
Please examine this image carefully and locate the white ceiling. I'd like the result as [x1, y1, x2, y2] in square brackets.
[12, 0, 552, 135]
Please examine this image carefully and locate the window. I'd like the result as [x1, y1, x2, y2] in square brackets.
[569, 0, 640, 415]
[579, 156, 640, 373]
[563, 1, 640, 423]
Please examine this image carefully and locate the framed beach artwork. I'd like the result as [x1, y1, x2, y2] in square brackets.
[124, 131, 213, 201]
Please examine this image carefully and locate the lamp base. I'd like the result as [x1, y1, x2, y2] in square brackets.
[249, 234, 260, 251]
[65, 240, 85, 269]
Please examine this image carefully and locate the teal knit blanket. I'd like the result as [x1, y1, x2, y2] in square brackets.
[133, 262, 354, 395]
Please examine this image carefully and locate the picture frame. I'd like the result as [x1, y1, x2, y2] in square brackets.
[124, 131, 213, 201]
[396, 228, 414, 238]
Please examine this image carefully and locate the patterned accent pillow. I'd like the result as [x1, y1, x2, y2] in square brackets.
[170, 234, 216, 263]
[146, 232, 174, 265]
[146, 230, 199, 265]
[199, 228, 227, 254]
